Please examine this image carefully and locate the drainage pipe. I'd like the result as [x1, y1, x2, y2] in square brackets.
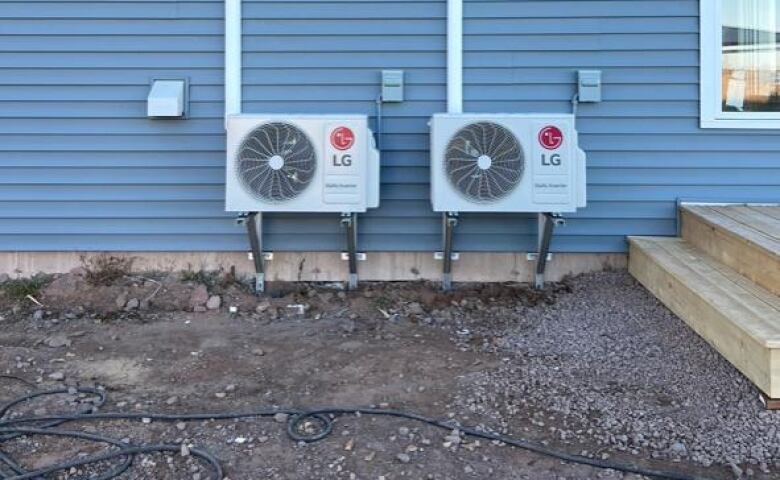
[225, 0, 242, 125]
[447, 0, 463, 113]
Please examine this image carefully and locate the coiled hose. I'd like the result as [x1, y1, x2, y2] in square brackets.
[0, 381, 710, 480]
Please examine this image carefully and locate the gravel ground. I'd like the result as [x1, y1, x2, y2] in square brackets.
[0, 269, 778, 479]
[447, 272, 780, 478]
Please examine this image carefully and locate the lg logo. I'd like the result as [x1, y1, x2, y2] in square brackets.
[331, 126, 354, 167]
[539, 125, 563, 167]
[330, 127, 355, 151]
[333, 154, 353, 167]
[542, 153, 562, 166]
[538, 126, 563, 150]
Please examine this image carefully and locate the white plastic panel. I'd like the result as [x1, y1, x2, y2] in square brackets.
[323, 121, 365, 205]
[225, 114, 380, 213]
[430, 113, 587, 213]
[531, 121, 575, 205]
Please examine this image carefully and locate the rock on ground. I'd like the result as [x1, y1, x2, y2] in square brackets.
[189, 285, 209, 308]
[206, 295, 221, 310]
[454, 272, 780, 474]
[1, 271, 777, 479]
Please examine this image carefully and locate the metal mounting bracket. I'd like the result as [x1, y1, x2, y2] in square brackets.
[247, 252, 274, 261]
[440, 212, 459, 291]
[244, 212, 266, 294]
[341, 252, 367, 261]
[526, 253, 553, 262]
[341, 213, 360, 290]
[534, 213, 565, 289]
[434, 251, 460, 261]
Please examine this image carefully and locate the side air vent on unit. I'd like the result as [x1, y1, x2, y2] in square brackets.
[444, 121, 525, 203]
[236, 122, 317, 202]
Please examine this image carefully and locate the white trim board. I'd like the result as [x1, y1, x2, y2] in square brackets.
[700, 0, 780, 129]
[0, 251, 627, 282]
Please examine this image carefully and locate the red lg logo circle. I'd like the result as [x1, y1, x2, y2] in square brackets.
[539, 126, 563, 150]
[331, 127, 355, 151]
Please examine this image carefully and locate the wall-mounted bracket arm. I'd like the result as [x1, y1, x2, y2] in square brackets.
[440, 212, 459, 291]
[534, 213, 565, 289]
[341, 213, 359, 290]
[244, 212, 266, 294]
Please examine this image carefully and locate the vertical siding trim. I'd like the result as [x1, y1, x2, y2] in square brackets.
[447, 0, 463, 113]
[225, 0, 242, 123]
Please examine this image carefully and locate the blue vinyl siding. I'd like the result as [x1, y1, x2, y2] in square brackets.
[0, 0, 778, 253]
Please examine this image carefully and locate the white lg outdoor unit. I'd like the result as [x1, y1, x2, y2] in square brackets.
[226, 114, 380, 213]
[429, 113, 587, 289]
[431, 113, 586, 213]
[225, 114, 381, 292]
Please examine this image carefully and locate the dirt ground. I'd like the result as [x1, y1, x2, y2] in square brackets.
[0, 268, 777, 479]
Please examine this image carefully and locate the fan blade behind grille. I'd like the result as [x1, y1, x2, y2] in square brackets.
[236, 122, 317, 202]
[444, 122, 524, 203]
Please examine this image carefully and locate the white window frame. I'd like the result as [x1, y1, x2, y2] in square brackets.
[700, 0, 780, 129]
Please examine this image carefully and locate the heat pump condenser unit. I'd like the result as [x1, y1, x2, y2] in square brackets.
[430, 113, 588, 290]
[226, 114, 380, 293]
[430, 113, 586, 213]
[226, 115, 380, 213]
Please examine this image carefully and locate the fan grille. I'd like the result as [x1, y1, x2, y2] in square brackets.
[236, 122, 317, 202]
[444, 122, 524, 202]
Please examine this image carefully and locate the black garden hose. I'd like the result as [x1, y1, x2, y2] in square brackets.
[0, 383, 710, 480]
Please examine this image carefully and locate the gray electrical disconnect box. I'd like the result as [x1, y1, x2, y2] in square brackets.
[578, 70, 602, 103]
[381, 70, 404, 103]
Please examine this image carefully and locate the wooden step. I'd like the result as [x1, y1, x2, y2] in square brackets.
[628, 236, 780, 400]
[681, 204, 780, 296]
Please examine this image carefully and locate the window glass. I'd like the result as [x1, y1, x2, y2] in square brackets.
[721, 0, 780, 112]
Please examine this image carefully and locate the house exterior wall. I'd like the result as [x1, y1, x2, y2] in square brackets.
[0, 0, 778, 253]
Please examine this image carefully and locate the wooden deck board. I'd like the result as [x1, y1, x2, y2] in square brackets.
[672, 241, 780, 329]
[683, 205, 780, 253]
[629, 236, 780, 399]
[713, 206, 780, 242]
[639, 237, 780, 347]
[705, 252, 780, 312]
[681, 204, 780, 296]
[750, 206, 780, 221]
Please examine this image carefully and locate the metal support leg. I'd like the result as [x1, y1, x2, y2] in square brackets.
[535, 213, 564, 289]
[442, 212, 459, 291]
[341, 213, 359, 290]
[246, 212, 265, 294]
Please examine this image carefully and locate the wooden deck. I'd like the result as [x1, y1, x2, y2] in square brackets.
[629, 204, 780, 405]
[681, 205, 780, 296]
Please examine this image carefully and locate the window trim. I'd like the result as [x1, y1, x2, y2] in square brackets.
[700, 0, 780, 129]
